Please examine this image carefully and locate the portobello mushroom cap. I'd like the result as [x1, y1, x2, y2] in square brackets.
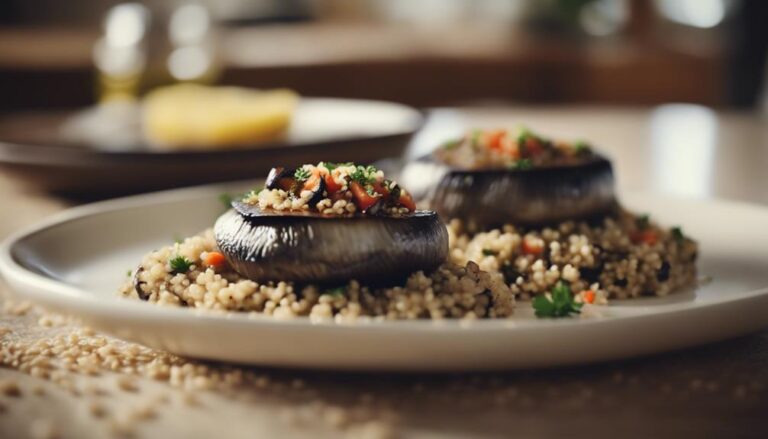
[400, 153, 617, 228]
[214, 202, 449, 284]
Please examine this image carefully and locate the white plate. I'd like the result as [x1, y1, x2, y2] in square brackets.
[2, 183, 768, 371]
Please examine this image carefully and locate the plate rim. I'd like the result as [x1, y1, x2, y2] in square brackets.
[2, 183, 768, 335]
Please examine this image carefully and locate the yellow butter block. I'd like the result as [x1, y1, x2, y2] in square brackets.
[143, 84, 298, 149]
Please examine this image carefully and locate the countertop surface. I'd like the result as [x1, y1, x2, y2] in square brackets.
[1, 105, 768, 439]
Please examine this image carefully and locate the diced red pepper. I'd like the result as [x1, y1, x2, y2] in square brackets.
[203, 251, 226, 268]
[523, 137, 543, 156]
[522, 236, 544, 255]
[350, 182, 380, 211]
[631, 230, 658, 245]
[487, 130, 506, 150]
[321, 170, 344, 194]
[398, 191, 416, 211]
[372, 182, 390, 197]
[582, 290, 596, 304]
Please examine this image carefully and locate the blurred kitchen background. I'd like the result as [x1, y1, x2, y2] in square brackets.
[1, 0, 767, 112]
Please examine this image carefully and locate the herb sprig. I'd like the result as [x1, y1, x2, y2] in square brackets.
[322, 287, 346, 297]
[294, 167, 311, 182]
[511, 158, 533, 170]
[350, 165, 379, 185]
[532, 282, 582, 318]
[671, 226, 685, 243]
[169, 255, 193, 274]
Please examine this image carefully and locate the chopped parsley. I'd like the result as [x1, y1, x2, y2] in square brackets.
[169, 256, 193, 274]
[322, 161, 352, 171]
[532, 282, 582, 318]
[294, 167, 311, 182]
[671, 226, 685, 243]
[322, 287, 346, 297]
[574, 140, 591, 154]
[482, 248, 498, 256]
[442, 139, 461, 150]
[511, 159, 533, 170]
[126, 269, 133, 278]
[637, 214, 650, 230]
[219, 192, 234, 209]
[516, 126, 532, 145]
[470, 129, 483, 147]
[350, 165, 378, 185]
[242, 188, 262, 201]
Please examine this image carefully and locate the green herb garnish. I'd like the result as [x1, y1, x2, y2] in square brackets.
[516, 126, 532, 145]
[470, 129, 483, 148]
[350, 165, 378, 185]
[169, 256, 193, 274]
[219, 192, 234, 209]
[532, 282, 582, 318]
[574, 140, 591, 154]
[671, 226, 684, 243]
[442, 139, 461, 150]
[637, 214, 650, 230]
[511, 159, 533, 170]
[294, 167, 311, 182]
[322, 287, 346, 297]
[126, 269, 133, 278]
[242, 188, 263, 201]
[482, 249, 498, 256]
[322, 161, 353, 171]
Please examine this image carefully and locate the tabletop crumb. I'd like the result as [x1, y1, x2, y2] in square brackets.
[89, 402, 108, 418]
[32, 384, 46, 396]
[181, 391, 199, 407]
[0, 379, 22, 397]
[130, 402, 157, 422]
[108, 418, 136, 438]
[117, 376, 139, 393]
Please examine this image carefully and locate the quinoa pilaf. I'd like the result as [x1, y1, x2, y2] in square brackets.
[121, 230, 514, 320]
[448, 210, 697, 302]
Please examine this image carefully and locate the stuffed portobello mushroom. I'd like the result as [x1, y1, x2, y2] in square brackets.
[214, 162, 448, 284]
[400, 128, 617, 229]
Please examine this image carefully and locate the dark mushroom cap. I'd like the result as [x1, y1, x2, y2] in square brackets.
[401, 153, 617, 229]
[214, 203, 448, 285]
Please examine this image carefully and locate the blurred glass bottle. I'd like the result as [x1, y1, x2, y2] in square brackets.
[93, 3, 150, 103]
[93, 2, 219, 103]
[166, 2, 220, 84]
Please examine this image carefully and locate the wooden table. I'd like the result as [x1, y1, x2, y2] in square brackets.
[1, 106, 768, 438]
